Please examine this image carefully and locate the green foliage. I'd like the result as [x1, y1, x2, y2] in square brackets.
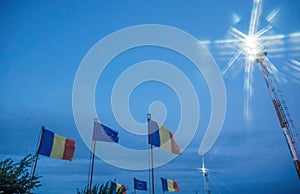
[77, 181, 123, 194]
[0, 154, 41, 193]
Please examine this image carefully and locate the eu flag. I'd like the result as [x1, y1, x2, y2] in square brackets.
[134, 178, 147, 191]
[93, 121, 119, 143]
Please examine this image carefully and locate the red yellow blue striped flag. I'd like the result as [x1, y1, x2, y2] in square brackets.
[38, 129, 76, 161]
[161, 177, 180, 192]
[148, 119, 180, 154]
[112, 182, 126, 194]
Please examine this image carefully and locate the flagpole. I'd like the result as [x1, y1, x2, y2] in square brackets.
[148, 151, 151, 194]
[148, 114, 155, 194]
[89, 118, 98, 192]
[133, 177, 136, 194]
[161, 178, 164, 194]
[28, 126, 44, 194]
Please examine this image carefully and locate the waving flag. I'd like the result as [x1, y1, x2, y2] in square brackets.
[161, 177, 180, 192]
[93, 120, 119, 143]
[134, 178, 147, 191]
[148, 119, 180, 154]
[113, 182, 126, 194]
[38, 129, 76, 161]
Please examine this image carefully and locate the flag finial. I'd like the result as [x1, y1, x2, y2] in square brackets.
[147, 114, 151, 121]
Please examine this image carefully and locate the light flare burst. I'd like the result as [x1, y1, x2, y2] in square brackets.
[197, 0, 300, 181]
[213, 0, 300, 120]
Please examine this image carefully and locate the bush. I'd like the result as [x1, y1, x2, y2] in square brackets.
[77, 181, 124, 194]
[0, 154, 41, 193]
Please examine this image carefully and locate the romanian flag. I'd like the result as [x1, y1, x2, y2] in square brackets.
[38, 129, 76, 161]
[161, 177, 180, 192]
[93, 120, 119, 143]
[113, 182, 126, 194]
[148, 119, 180, 154]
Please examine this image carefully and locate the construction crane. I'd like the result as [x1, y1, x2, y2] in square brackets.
[255, 49, 300, 179]
[220, 0, 300, 180]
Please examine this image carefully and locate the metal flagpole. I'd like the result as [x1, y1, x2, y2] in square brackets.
[89, 118, 98, 192]
[134, 177, 136, 194]
[28, 126, 44, 194]
[148, 155, 151, 194]
[147, 114, 155, 194]
[148, 149, 151, 194]
[161, 178, 165, 194]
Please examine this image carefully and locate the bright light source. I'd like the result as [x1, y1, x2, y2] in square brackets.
[196, 167, 207, 173]
[243, 36, 261, 61]
[245, 36, 258, 49]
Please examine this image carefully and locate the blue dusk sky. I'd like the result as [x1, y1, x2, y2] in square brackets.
[1, 0, 300, 194]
